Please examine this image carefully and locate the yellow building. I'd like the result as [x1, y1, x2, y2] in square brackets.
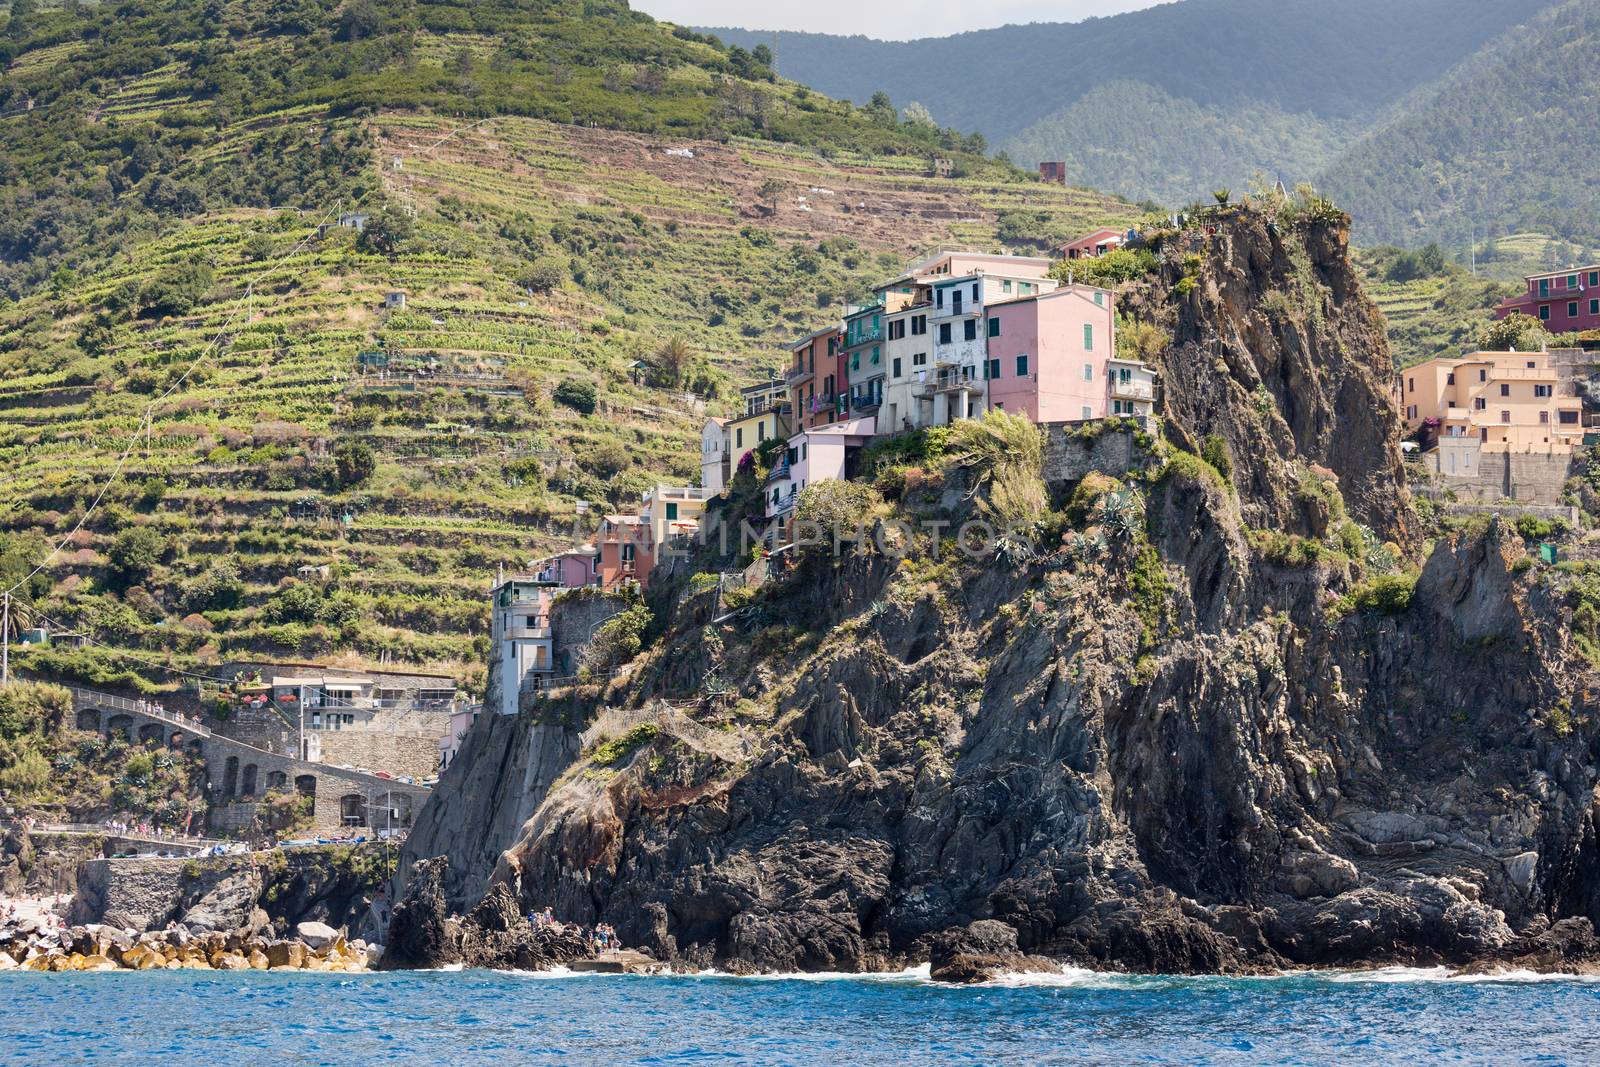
[724, 377, 792, 467]
[1400, 351, 1583, 454]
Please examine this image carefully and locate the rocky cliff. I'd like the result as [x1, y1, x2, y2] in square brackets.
[394, 207, 1600, 976]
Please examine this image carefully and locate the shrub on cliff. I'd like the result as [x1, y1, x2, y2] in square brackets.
[585, 603, 652, 673]
[949, 410, 1047, 528]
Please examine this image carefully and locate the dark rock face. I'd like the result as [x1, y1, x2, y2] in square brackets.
[382, 859, 607, 971]
[392, 209, 1599, 980]
[380, 858, 461, 970]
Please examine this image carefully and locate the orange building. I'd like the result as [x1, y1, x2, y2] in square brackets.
[1400, 351, 1583, 454]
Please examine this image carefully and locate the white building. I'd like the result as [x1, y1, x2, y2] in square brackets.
[1107, 357, 1159, 417]
[700, 417, 731, 492]
[489, 576, 556, 716]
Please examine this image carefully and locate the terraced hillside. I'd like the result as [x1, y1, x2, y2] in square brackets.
[1352, 233, 1600, 367]
[0, 61, 1131, 694]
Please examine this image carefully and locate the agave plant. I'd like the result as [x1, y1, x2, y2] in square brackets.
[1096, 488, 1144, 545]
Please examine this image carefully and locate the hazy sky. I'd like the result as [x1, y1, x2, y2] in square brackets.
[634, 0, 1166, 40]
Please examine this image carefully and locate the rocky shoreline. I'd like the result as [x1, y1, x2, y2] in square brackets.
[0, 916, 374, 973]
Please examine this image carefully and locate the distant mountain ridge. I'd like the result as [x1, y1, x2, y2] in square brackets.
[704, 0, 1562, 243]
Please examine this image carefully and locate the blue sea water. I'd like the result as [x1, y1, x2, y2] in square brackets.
[2, 966, 1598, 1066]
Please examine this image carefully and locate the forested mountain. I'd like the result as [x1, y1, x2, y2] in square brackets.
[708, 0, 1553, 223]
[1320, 0, 1600, 248]
[0, 0, 1130, 692]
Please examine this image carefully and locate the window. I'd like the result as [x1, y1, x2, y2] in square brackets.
[913, 352, 927, 367]
[1002, 280, 1012, 293]
[1570, 302, 1580, 318]
[988, 317, 1000, 337]
[987, 358, 1001, 380]
[1081, 406, 1092, 420]
[1500, 411, 1511, 424]
[757, 423, 767, 442]
[1083, 363, 1094, 382]
[1539, 305, 1551, 321]
[892, 357, 902, 378]
[1447, 373, 1454, 385]
[1499, 383, 1510, 396]
[1407, 377, 1414, 393]
[1539, 278, 1550, 297]
[1479, 369, 1487, 381]
[1591, 272, 1599, 288]
[889, 319, 905, 340]
[621, 543, 635, 562]
[1569, 274, 1580, 289]
[1020, 282, 1033, 295]
[952, 290, 963, 315]
[912, 315, 927, 336]
[1083, 323, 1094, 350]
[1591, 299, 1599, 315]
[939, 323, 952, 344]
[1406, 405, 1416, 419]
[963, 320, 978, 342]
[1559, 410, 1579, 425]
[871, 346, 880, 365]
[1093, 292, 1104, 306]
[735, 428, 744, 448]
[871, 314, 880, 332]
[665, 502, 678, 520]
[1474, 398, 1486, 410]
[1539, 411, 1549, 424]
[936, 289, 944, 308]
[1535, 384, 1551, 398]
[1016, 354, 1029, 377]
[971, 283, 979, 301]
[851, 354, 859, 371]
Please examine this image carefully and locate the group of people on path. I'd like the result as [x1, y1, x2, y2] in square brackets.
[524, 907, 622, 954]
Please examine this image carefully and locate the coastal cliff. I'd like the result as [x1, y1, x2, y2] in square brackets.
[393, 206, 1600, 976]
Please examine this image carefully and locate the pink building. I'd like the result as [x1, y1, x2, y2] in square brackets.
[766, 417, 876, 522]
[986, 285, 1117, 422]
[1063, 228, 1127, 260]
[532, 546, 599, 588]
[1495, 265, 1600, 334]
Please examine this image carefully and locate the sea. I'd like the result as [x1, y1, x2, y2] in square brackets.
[3, 965, 1598, 1065]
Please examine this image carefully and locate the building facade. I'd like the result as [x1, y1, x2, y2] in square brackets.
[786, 325, 845, 432]
[1400, 351, 1584, 453]
[1064, 228, 1128, 260]
[724, 378, 792, 468]
[1495, 266, 1600, 334]
[984, 284, 1117, 422]
[700, 417, 731, 492]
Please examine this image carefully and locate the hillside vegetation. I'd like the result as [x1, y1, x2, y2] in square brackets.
[0, 0, 1133, 694]
[708, 0, 1548, 209]
[1321, 0, 1600, 247]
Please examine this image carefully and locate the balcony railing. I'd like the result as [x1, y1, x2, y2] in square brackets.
[1110, 380, 1155, 401]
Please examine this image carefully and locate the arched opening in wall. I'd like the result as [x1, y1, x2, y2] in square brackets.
[138, 723, 164, 746]
[106, 714, 133, 742]
[265, 770, 287, 791]
[339, 794, 366, 828]
[168, 731, 184, 748]
[76, 708, 99, 732]
[294, 775, 317, 818]
[387, 792, 416, 829]
[240, 764, 258, 797]
[187, 739, 203, 759]
[222, 756, 239, 797]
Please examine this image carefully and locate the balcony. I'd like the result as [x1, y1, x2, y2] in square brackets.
[784, 364, 814, 387]
[505, 623, 553, 641]
[1110, 380, 1154, 401]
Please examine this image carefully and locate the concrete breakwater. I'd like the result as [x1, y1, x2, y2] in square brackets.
[0, 917, 375, 972]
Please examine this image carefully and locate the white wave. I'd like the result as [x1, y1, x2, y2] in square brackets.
[1318, 965, 1600, 985]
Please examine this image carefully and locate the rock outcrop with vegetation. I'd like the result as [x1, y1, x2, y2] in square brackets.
[399, 206, 1600, 978]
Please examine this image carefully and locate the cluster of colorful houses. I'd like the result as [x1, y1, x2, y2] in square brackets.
[483, 245, 1160, 714]
[1399, 261, 1600, 504]
[700, 249, 1156, 522]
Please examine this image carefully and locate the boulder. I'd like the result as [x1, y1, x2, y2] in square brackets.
[80, 954, 117, 971]
[928, 920, 1046, 984]
[265, 940, 306, 969]
[295, 921, 340, 950]
[212, 952, 250, 970]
